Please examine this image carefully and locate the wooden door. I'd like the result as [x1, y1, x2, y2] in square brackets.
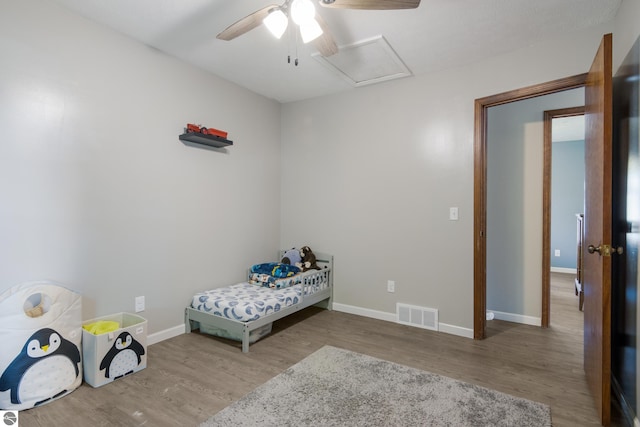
[583, 33, 613, 427]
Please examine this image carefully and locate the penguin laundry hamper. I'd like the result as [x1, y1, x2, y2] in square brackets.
[82, 312, 147, 388]
[0, 281, 83, 410]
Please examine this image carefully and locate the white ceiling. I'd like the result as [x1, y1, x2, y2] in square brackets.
[553, 115, 585, 142]
[50, 0, 621, 103]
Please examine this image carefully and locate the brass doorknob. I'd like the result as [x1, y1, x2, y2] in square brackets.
[587, 244, 601, 254]
[587, 244, 624, 255]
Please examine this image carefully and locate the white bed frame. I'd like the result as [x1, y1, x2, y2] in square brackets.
[185, 251, 333, 353]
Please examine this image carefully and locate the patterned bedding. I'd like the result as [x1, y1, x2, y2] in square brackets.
[191, 283, 300, 322]
[191, 274, 329, 323]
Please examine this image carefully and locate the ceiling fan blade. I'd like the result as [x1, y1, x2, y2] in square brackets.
[313, 14, 338, 56]
[318, 0, 420, 9]
[217, 4, 279, 41]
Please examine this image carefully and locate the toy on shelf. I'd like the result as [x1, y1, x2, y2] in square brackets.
[185, 123, 228, 139]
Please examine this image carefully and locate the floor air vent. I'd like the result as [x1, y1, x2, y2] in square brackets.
[396, 303, 438, 331]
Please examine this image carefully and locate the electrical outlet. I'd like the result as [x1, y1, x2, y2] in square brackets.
[135, 296, 145, 312]
[387, 280, 395, 293]
[554, 249, 561, 257]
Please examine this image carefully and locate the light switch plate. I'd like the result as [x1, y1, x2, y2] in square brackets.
[449, 207, 459, 221]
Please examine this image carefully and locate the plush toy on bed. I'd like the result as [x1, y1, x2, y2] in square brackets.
[299, 246, 321, 271]
[281, 248, 302, 266]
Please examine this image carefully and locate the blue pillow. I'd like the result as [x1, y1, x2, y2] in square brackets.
[251, 262, 301, 278]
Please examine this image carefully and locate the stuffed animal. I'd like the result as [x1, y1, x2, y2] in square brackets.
[298, 246, 320, 271]
[281, 248, 302, 266]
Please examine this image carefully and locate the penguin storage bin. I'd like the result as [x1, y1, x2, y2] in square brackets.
[0, 281, 83, 411]
[82, 312, 147, 388]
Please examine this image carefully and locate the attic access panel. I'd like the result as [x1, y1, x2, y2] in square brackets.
[313, 35, 412, 87]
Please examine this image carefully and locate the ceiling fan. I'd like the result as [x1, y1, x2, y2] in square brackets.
[216, 0, 421, 58]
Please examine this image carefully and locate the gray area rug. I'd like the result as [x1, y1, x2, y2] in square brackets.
[202, 345, 551, 426]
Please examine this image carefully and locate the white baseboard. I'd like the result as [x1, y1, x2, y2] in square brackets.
[550, 267, 576, 274]
[332, 303, 396, 323]
[438, 322, 474, 338]
[149, 304, 475, 346]
[333, 303, 473, 339]
[148, 324, 185, 346]
[488, 309, 541, 326]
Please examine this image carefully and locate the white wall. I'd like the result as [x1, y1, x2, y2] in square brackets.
[551, 139, 585, 270]
[0, 0, 282, 335]
[2, 0, 637, 341]
[281, 23, 613, 334]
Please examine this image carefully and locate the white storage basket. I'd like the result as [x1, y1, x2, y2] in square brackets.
[82, 312, 147, 388]
[0, 281, 82, 410]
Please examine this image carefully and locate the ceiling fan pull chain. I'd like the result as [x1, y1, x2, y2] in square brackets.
[295, 26, 299, 66]
[282, 15, 300, 66]
[287, 20, 291, 64]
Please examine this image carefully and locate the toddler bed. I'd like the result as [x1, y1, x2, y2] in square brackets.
[185, 251, 333, 353]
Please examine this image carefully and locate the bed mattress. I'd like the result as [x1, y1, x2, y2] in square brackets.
[191, 278, 328, 323]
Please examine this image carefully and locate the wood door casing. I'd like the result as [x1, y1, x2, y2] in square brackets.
[583, 33, 613, 427]
[473, 74, 587, 339]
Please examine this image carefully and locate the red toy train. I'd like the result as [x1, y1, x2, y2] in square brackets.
[185, 123, 228, 139]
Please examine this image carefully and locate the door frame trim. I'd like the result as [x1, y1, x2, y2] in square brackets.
[473, 74, 588, 339]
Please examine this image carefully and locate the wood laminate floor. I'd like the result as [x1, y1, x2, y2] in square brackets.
[18, 273, 621, 426]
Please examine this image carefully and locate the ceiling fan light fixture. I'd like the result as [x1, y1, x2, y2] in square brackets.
[291, 0, 316, 25]
[264, 8, 288, 39]
[299, 18, 323, 43]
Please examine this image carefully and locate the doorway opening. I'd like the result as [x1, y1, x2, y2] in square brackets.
[473, 73, 587, 339]
[543, 108, 585, 327]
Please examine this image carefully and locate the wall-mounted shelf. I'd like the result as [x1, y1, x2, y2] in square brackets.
[179, 132, 233, 148]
